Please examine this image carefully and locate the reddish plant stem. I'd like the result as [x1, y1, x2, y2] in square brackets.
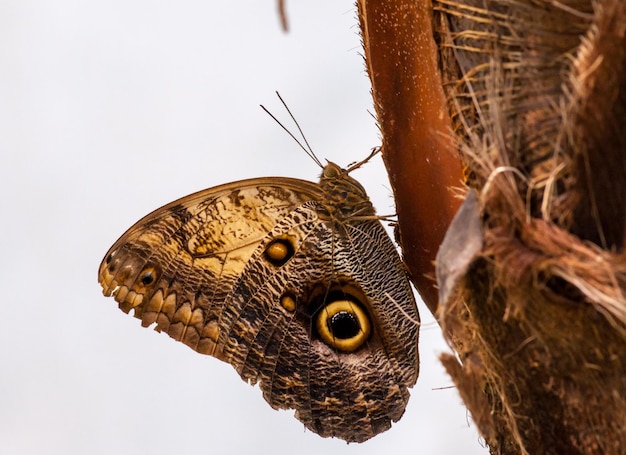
[358, 0, 463, 313]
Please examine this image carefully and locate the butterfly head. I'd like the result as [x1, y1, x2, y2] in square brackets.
[319, 162, 375, 220]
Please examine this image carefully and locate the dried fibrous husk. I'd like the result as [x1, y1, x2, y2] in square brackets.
[433, 0, 626, 453]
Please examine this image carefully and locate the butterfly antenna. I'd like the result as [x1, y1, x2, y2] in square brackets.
[260, 92, 324, 168]
[275, 92, 318, 161]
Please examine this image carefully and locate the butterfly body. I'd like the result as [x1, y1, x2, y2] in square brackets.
[99, 162, 419, 442]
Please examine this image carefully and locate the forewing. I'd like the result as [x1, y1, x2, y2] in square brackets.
[98, 177, 322, 358]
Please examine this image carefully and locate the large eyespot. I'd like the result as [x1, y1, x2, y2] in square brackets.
[263, 237, 295, 267]
[315, 299, 371, 352]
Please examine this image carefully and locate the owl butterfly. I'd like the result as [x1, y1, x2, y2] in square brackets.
[98, 114, 419, 442]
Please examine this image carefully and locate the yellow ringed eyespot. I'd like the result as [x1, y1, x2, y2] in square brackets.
[263, 237, 295, 267]
[315, 299, 371, 352]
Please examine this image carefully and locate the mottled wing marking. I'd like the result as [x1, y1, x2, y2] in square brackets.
[99, 178, 322, 358]
[211, 203, 419, 441]
[98, 164, 420, 443]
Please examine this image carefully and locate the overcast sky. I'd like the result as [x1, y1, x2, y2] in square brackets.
[0, 1, 486, 453]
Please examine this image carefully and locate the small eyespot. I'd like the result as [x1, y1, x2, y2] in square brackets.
[263, 237, 295, 267]
[105, 252, 118, 272]
[280, 293, 297, 312]
[139, 268, 157, 287]
[315, 299, 371, 352]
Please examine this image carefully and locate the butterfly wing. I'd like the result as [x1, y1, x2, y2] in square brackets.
[222, 205, 419, 442]
[99, 177, 322, 355]
[98, 174, 419, 443]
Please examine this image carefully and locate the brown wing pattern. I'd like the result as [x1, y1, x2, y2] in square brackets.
[98, 168, 419, 443]
[99, 178, 321, 356]
[216, 204, 419, 442]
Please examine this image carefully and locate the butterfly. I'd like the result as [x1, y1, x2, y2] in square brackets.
[98, 106, 419, 442]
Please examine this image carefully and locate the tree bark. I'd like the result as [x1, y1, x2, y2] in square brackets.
[358, 0, 626, 453]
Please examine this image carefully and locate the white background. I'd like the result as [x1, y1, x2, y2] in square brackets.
[0, 1, 487, 453]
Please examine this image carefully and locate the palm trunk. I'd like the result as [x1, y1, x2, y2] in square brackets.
[358, 0, 626, 453]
